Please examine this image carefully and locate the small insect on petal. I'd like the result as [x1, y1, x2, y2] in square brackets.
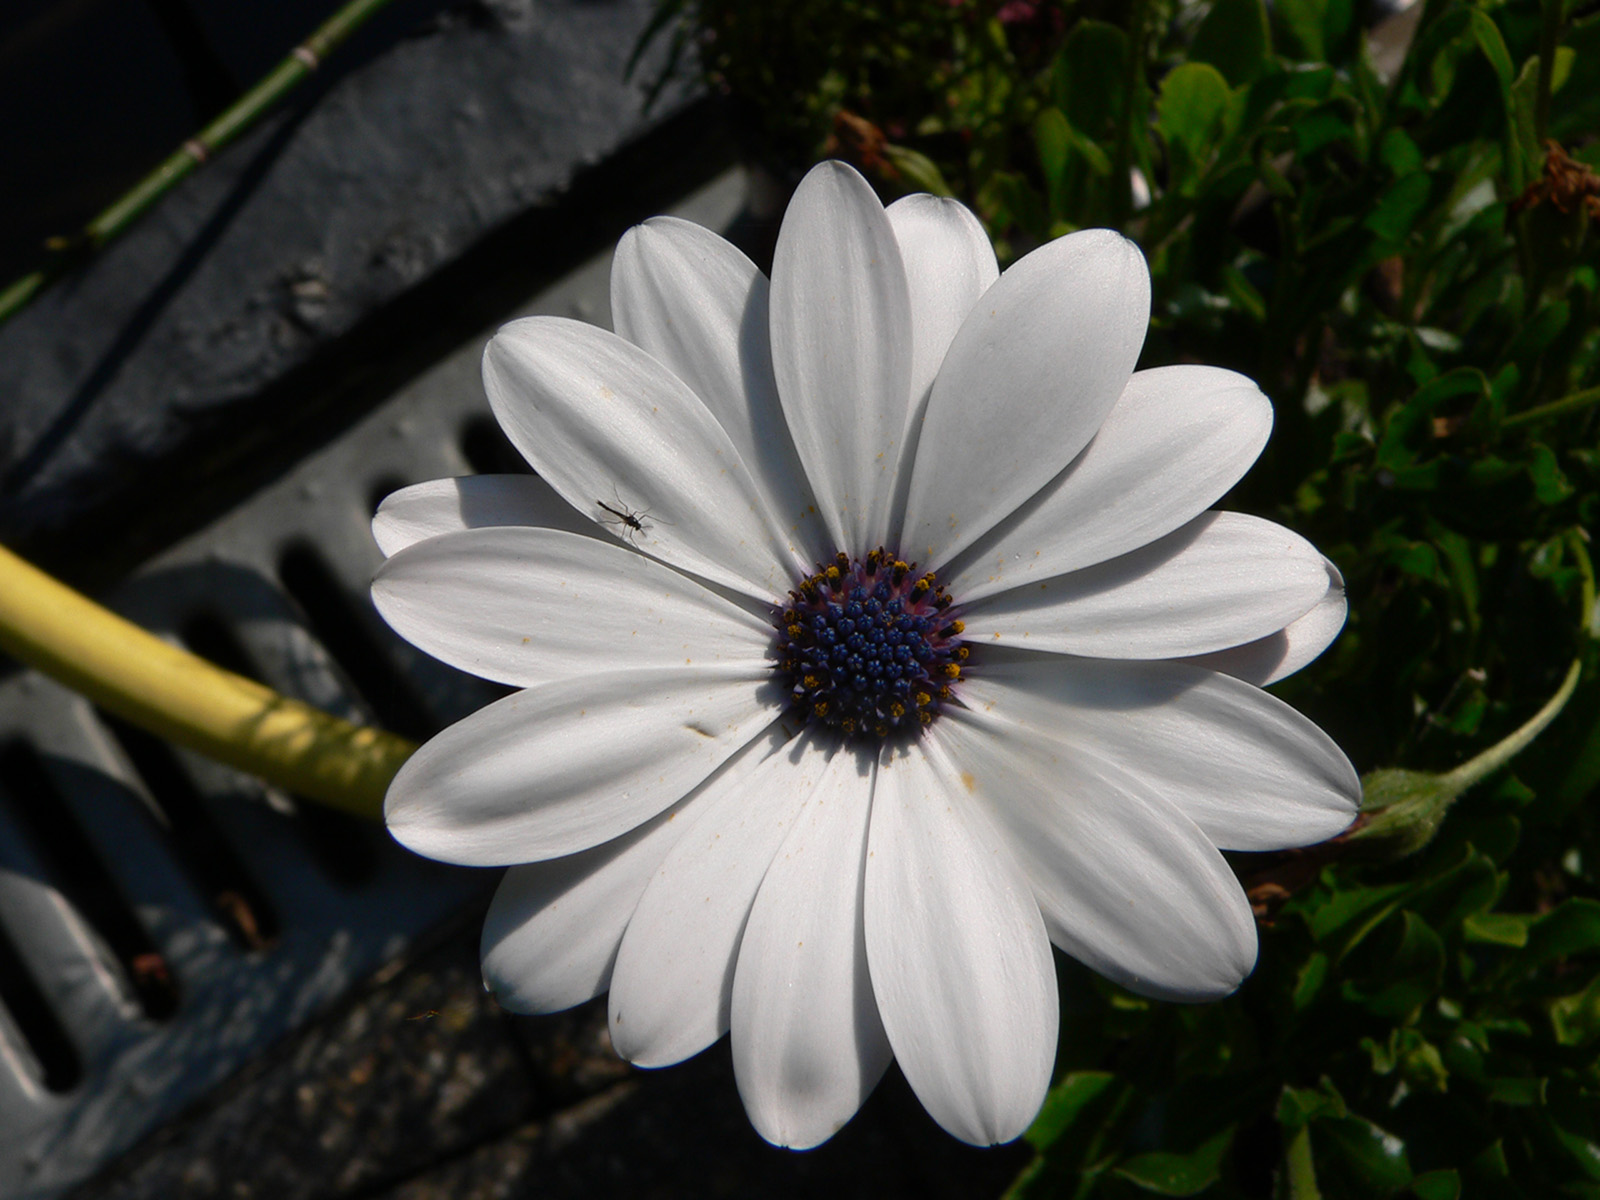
[596, 493, 663, 545]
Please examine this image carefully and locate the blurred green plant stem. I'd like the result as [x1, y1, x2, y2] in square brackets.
[1502, 381, 1600, 428]
[1356, 657, 1583, 859]
[0, 541, 408, 819]
[0, 0, 398, 329]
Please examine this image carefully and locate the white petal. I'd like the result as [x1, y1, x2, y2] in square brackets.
[372, 475, 594, 558]
[947, 365, 1274, 600]
[732, 743, 890, 1149]
[962, 512, 1330, 659]
[1184, 559, 1347, 685]
[480, 800, 690, 1015]
[373, 527, 771, 688]
[609, 727, 826, 1068]
[901, 229, 1149, 569]
[770, 161, 913, 551]
[886, 194, 999, 416]
[385, 666, 784, 866]
[612, 217, 823, 558]
[865, 738, 1057, 1146]
[963, 654, 1360, 854]
[938, 704, 1258, 1002]
[482, 316, 801, 599]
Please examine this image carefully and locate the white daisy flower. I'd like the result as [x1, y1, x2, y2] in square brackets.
[370, 161, 1360, 1149]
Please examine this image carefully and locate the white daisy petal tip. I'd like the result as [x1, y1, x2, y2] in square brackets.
[902, 223, 1153, 566]
[771, 159, 913, 550]
[376, 161, 1358, 1150]
[1185, 558, 1349, 687]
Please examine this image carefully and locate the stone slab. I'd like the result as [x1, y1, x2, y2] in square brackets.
[0, 0, 722, 586]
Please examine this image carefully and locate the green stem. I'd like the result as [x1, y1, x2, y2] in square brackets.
[1535, 0, 1565, 145]
[1437, 658, 1581, 795]
[1110, 0, 1149, 229]
[1554, 533, 1600, 810]
[1069, 1085, 1134, 1200]
[0, 0, 397, 330]
[1355, 656, 1583, 855]
[1575, 530, 1598, 641]
[0, 542, 409, 819]
[1502, 382, 1600, 428]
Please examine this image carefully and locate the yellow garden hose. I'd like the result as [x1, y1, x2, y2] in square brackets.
[0, 542, 410, 820]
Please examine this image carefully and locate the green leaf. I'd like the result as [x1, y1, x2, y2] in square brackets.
[1376, 368, 1488, 470]
[1294, 950, 1329, 1010]
[1278, 1083, 1346, 1131]
[1468, 1140, 1511, 1180]
[1508, 55, 1545, 192]
[1156, 63, 1234, 190]
[1528, 443, 1575, 505]
[1549, 1117, 1600, 1183]
[1315, 1113, 1413, 1195]
[881, 145, 953, 196]
[1506, 300, 1572, 363]
[1469, 10, 1514, 93]
[1406, 846, 1503, 932]
[1053, 20, 1128, 141]
[1341, 910, 1444, 1020]
[1305, 879, 1413, 945]
[1379, 128, 1424, 175]
[1364, 1029, 1449, 1093]
[1417, 11, 1475, 109]
[1489, 1076, 1540, 1105]
[1219, 263, 1267, 321]
[1291, 105, 1356, 158]
[1364, 173, 1433, 247]
[1551, 974, 1600, 1047]
[1035, 107, 1073, 192]
[1462, 910, 1531, 947]
[1389, 541, 1442, 580]
[1410, 1168, 1461, 1200]
[1525, 899, 1600, 968]
[1114, 1127, 1235, 1196]
[1190, 0, 1272, 86]
[1428, 519, 1479, 635]
[1025, 1071, 1117, 1150]
[1275, 0, 1328, 59]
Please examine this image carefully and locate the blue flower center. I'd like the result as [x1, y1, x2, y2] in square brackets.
[774, 549, 968, 741]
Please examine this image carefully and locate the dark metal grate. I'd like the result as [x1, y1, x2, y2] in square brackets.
[0, 170, 747, 1199]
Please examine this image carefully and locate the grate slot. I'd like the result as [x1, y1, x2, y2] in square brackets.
[0, 165, 747, 1200]
[95, 714, 279, 952]
[276, 543, 437, 742]
[0, 918, 80, 1094]
[459, 415, 532, 476]
[178, 613, 380, 888]
[0, 744, 179, 1021]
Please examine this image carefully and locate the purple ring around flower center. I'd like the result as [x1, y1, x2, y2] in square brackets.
[773, 548, 968, 741]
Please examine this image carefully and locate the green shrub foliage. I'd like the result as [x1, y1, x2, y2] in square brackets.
[642, 1, 1600, 1194]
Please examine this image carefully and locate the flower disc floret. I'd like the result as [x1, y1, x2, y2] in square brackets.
[775, 548, 967, 740]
